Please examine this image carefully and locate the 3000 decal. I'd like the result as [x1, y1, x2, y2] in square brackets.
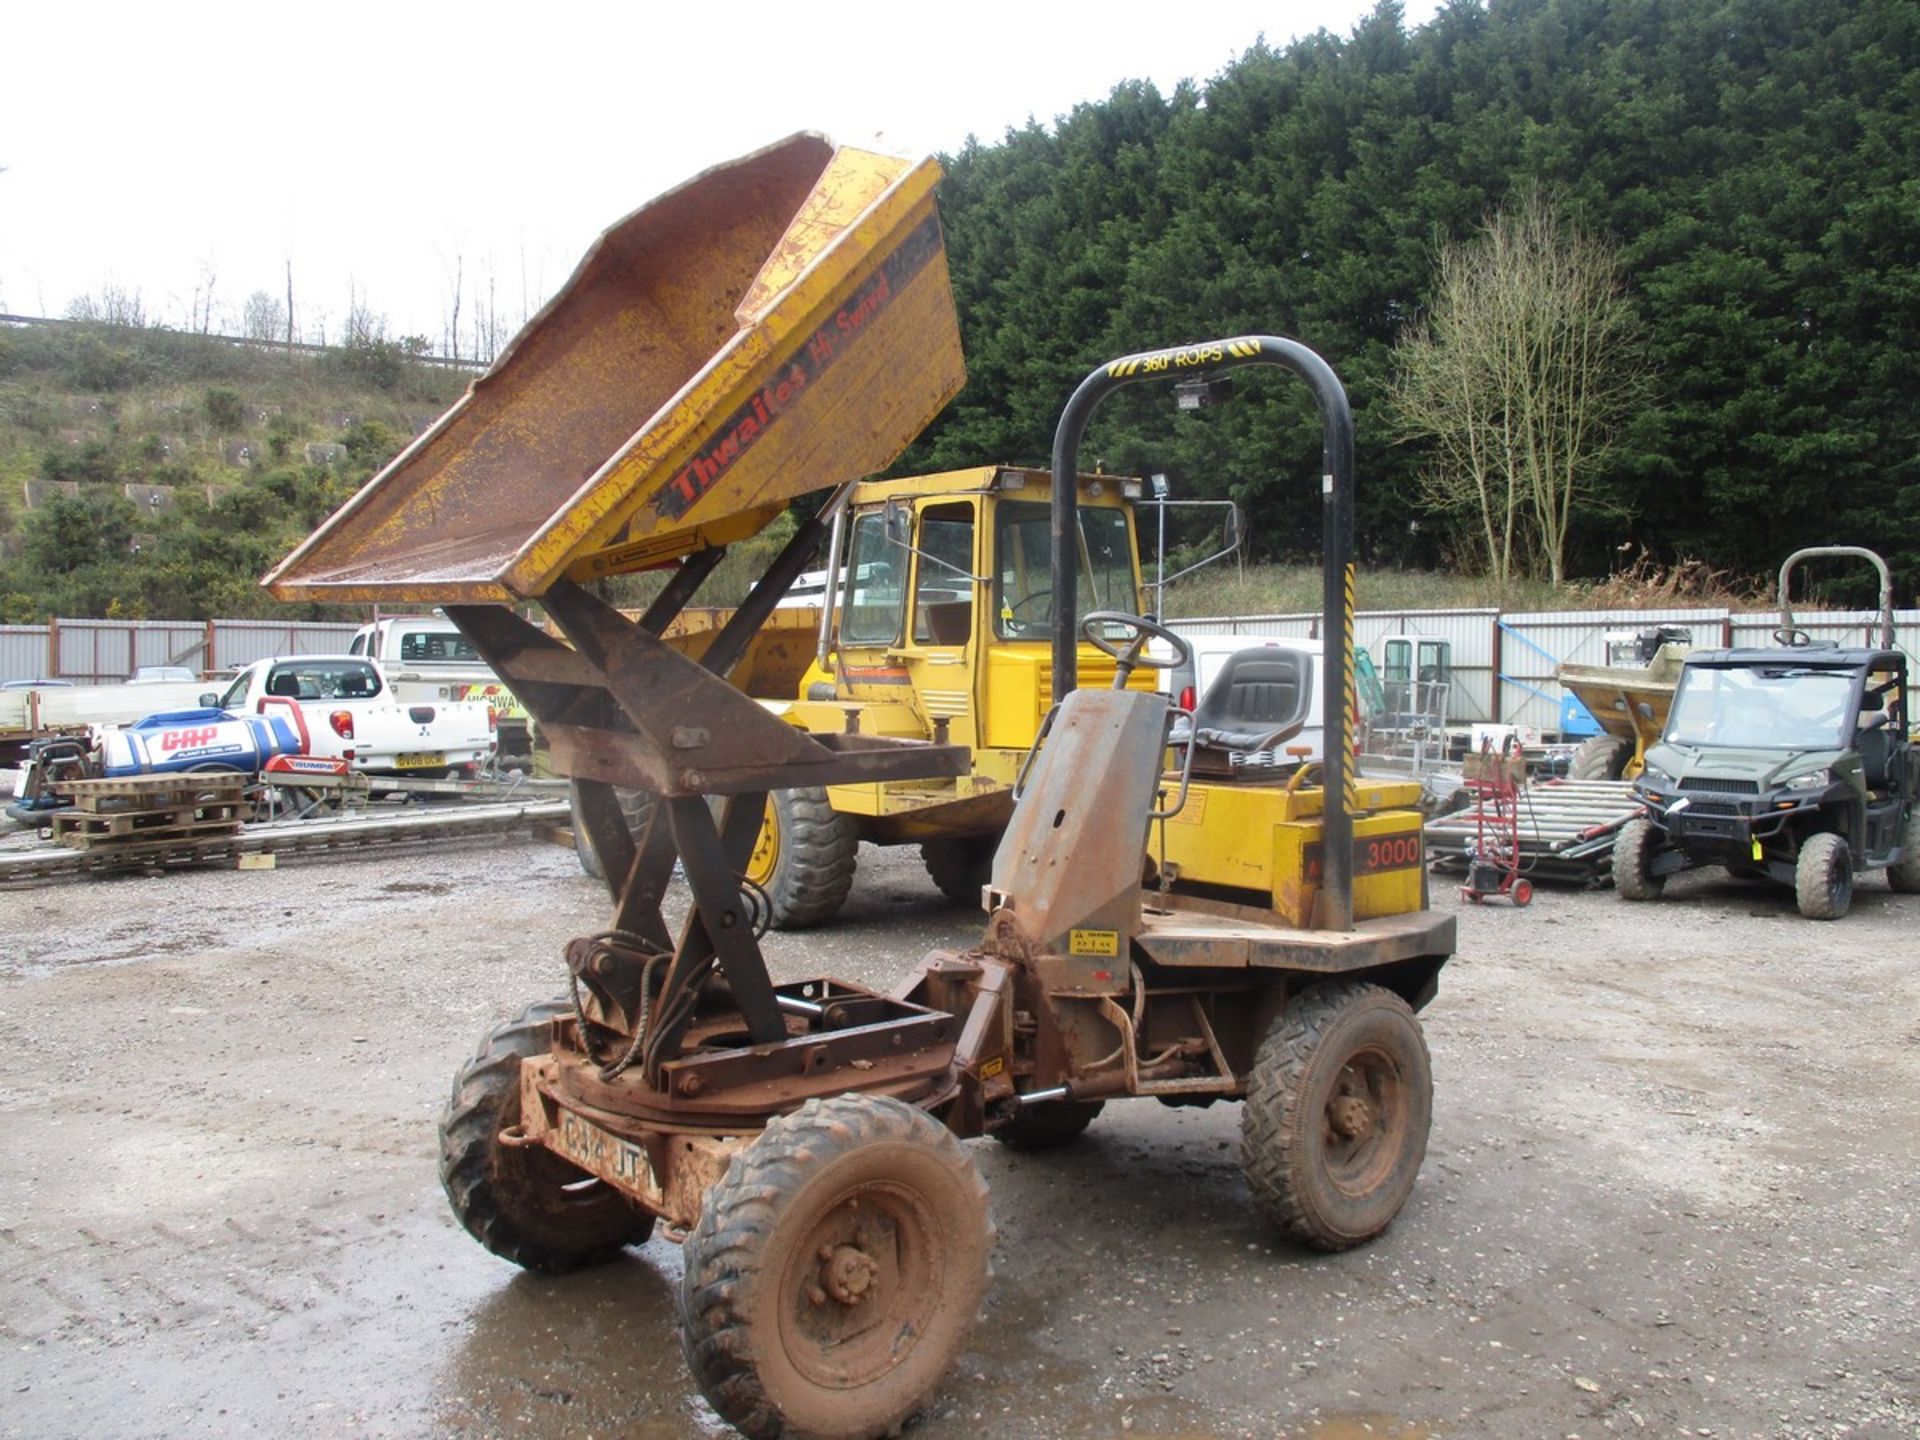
[1303, 831, 1424, 881]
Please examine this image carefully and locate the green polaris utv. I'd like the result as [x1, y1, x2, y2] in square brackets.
[1613, 547, 1918, 919]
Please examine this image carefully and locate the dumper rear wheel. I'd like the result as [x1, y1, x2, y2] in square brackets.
[991, 1099, 1104, 1150]
[1242, 982, 1432, 1251]
[679, 1094, 991, 1440]
[920, 835, 996, 909]
[439, 1000, 653, 1273]
[569, 781, 655, 882]
[748, 787, 858, 930]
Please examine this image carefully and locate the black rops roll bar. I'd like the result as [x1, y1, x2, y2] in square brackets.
[1049, 335, 1360, 930]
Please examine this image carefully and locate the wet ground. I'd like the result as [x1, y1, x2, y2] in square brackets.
[2, 838, 1916, 1439]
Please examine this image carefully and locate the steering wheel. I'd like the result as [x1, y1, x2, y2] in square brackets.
[1080, 611, 1192, 688]
[1774, 626, 1813, 647]
[1004, 588, 1053, 628]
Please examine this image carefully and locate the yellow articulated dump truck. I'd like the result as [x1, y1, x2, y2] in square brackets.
[267, 133, 1456, 1440]
[594, 462, 1169, 926]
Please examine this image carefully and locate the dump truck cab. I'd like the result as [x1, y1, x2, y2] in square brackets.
[782, 467, 1153, 785]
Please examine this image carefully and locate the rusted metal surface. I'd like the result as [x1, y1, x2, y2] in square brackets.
[265, 136, 964, 605]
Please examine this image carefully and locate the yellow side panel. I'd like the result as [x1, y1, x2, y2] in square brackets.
[1160, 785, 1425, 925]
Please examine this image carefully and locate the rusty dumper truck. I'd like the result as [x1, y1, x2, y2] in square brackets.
[266, 134, 1456, 1439]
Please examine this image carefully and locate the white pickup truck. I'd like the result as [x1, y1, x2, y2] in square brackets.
[206, 655, 496, 776]
[348, 616, 530, 761]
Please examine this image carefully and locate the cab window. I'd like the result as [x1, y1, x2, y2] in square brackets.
[912, 502, 976, 645]
[838, 512, 905, 647]
[992, 501, 1136, 640]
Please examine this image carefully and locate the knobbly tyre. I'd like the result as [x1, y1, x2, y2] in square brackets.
[264, 138, 1455, 1438]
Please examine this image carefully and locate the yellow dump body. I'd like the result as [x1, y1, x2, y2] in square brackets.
[265, 134, 964, 605]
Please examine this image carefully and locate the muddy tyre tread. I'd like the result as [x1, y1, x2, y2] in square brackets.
[762, 787, 859, 930]
[991, 1099, 1105, 1150]
[1613, 817, 1665, 900]
[569, 781, 655, 882]
[1887, 810, 1920, 894]
[679, 1094, 992, 1440]
[439, 999, 651, 1273]
[1241, 982, 1432, 1252]
[1794, 831, 1853, 920]
[920, 836, 996, 908]
[1569, 735, 1630, 782]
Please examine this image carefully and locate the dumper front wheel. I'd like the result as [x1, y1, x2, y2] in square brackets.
[569, 781, 655, 882]
[1242, 982, 1432, 1252]
[748, 787, 858, 929]
[679, 1094, 991, 1440]
[439, 1000, 654, 1273]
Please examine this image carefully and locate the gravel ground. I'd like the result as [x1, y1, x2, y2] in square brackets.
[1, 831, 1916, 1439]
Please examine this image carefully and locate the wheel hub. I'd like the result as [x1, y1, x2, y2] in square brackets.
[820, 1242, 879, 1305]
[1329, 1093, 1375, 1140]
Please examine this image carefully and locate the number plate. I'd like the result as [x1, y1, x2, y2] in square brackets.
[395, 751, 446, 769]
[550, 1107, 662, 1203]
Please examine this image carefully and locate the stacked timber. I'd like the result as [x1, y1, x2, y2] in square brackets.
[50, 774, 249, 854]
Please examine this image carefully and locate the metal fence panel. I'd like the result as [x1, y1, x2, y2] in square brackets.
[210, 619, 362, 670]
[0, 625, 51, 683]
[54, 619, 208, 684]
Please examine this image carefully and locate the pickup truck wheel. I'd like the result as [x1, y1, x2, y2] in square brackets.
[1794, 832, 1853, 920]
[1612, 818, 1666, 900]
[748, 788, 858, 930]
[439, 999, 654, 1272]
[1568, 735, 1629, 781]
[920, 836, 996, 909]
[1887, 809, 1920, 894]
[1241, 982, 1432, 1251]
[569, 781, 655, 882]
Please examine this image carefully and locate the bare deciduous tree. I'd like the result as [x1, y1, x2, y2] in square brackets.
[1389, 189, 1647, 589]
[242, 290, 286, 342]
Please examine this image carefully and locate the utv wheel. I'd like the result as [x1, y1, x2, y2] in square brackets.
[1568, 735, 1630, 782]
[920, 835, 997, 909]
[991, 1099, 1105, 1151]
[439, 999, 654, 1273]
[1612, 818, 1666, 900]
[679, 1094, 992, 1440]
[1887, 810, 1920, 894]
[1241, 982, 1433, 1251]
[569, 780, 655, 882]
[1795, 832, 1853, 920]
[748, 787, 859, 930]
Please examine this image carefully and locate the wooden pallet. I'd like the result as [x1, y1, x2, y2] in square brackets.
[50, 773, 249, 851]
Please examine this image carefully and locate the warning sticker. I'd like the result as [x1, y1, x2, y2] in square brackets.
[1068, 928, 1120, 957]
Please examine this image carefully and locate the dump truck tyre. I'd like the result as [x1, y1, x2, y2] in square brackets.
[569, 781, 655, 882]
[755, 788, 858, 930]
[1569, 735, 1630, 781]
[1241, 982, 1432, 1252]
[439, 1000, 654, 1273]
[991, 1099, 1105, 1151]
[1612, 818, 1666, 900]
[920, 836, 997, 908]
[1795, 832, 1853, 919]
[679, 1094, 992, 1440]
[1887, 810, 1920, 894]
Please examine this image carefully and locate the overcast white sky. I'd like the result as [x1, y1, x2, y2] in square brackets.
[2, 1, 1439, 351]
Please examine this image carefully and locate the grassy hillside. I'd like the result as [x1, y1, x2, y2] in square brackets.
[0, 321, 468, 621]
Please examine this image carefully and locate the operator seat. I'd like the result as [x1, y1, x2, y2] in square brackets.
[1188, 648, 1313, 775]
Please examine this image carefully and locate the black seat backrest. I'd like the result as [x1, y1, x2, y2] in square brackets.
[1857, 724, 1894, 791]
[266, 672, 300, 698]
[1190, 647, 1314, 754]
